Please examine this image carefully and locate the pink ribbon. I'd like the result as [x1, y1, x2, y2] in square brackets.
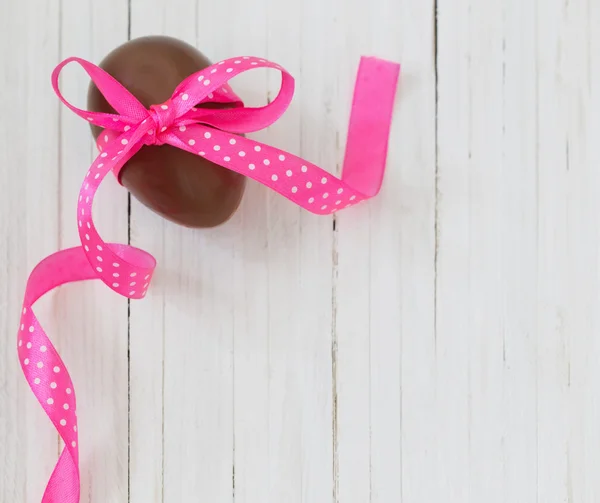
[17, 54, 400, 502]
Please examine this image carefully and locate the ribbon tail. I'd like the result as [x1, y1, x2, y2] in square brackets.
[341, 56, 400, 198]
[42, 448, 80, 503]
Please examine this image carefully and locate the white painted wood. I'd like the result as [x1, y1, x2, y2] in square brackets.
[334, 1, 435, 503]
[58, 3, 130, 502]
[0, 2, 61, 502]
[4, 1, 600, 502]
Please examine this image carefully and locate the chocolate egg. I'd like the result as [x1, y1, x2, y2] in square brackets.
[87, 36, 246, 228]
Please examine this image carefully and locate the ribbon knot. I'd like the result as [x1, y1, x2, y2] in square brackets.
[145, 100, 178, 145]
[22, 53, 400, 503]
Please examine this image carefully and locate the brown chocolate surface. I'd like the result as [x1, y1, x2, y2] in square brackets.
[87, 36, 246, 228]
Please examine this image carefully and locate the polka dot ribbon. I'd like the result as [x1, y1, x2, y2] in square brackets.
[17, 54, 400, 502]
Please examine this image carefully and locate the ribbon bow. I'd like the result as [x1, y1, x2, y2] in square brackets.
[17, 54, 400, 502]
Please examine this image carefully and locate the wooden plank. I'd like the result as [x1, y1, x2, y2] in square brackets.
[0, 2, 61, 501]
[333, 1, 434, 503]
[500, 0, 539, 501]
[537, 0, 600, 501]
[127, 3, 197, 502]
[58, 1, 130, 502]
[436, 0, 539, 501]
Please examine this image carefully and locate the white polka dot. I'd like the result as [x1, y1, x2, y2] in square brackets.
[204, 80, 211, 86]
[100, 152, 107, 158]
[264, 159, 270, 165]
[336, 200, 342, 205]
[29, 326, 34, 333]
[72, 441, 76, 447]
[323, 193, 329, 199]
[66, 388, 72, 395]
[223, 88, 229, 93]
[321, 205, 328, 210]
[84, 245, 90, 252]
[188, 139, 196, 146]
[204, 132, 211, 139]
[34, 378, 41, 385]
[199, 151, 206, 156]
[94, 173, 100, 179]
[121, 139, 128, 145]
[210, 68, 217, 74]
[37, 362, 43, 368]
[112, 117, 119, 122]
[24, 358, 29, 365]
[292, 186, 298, 193]
[86, 222, 91, 229]
[321, 177, 327, 184]
[301, 165, 308, 173]
[113, 283, 119, 288]
[85, 234, 90, 241]
[286, 170, 292, 177]
[130, 272, 137, 277]
[350, 195, 356, 201]
[198, 75, 204, 82]
[161, 126, 167, 132]
[271, 174, 278, 181]
[87, 117, 94, 121]
[234, 60, 241, 64]
[113, 273, 120, 278]
[144, 275, 150, 280]
[18, 339, 22, 346]
[226, 68, 233, 73]
[104, 135, 108, 143]
[26, 342, 32, 349]
[79, 220, 82, 227]
[229, 139, 236, 145]
[47, 398, 54, 405]
[130, 282, 136, 286]
[97, 256, 103, 262]
[20, 324, 24, 331]
[179, 126, 187, 132]
[64, 404, 69, 410]
[238, 151, 246, 157]
[251, 62, 258, 65]
[255, 146, 261, 152]
[130, 290, 136, 295]
[60, 419, 67, 426]
[96, 267, 102, 273]
[208, 93, 214, 99]
[50, 382, 57, 389]
[148, 130, 154, 135]
[308, 197, 315, 203]
[181, 93, 189, 101]
[74, 425, 77, 432]
[224, 156, 231, 161]
[279, 155, 286, 161]
[41, 345, 47, 352]
[306, 182, 313, 189]
[249, 163, 256, 170]
[124, 126, 131, 132]
[54, 366, 60, 373]
[97, 245, 103, 251]
[113, 263, 120, 268]
[337, 188, 344, 194]
[161, 104, 169, 110]
[214, 145, 221, 151]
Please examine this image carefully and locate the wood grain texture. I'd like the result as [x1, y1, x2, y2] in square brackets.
[3, 0, 600, 502]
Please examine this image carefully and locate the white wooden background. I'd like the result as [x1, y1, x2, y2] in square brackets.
[1, 0, 599, 502]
